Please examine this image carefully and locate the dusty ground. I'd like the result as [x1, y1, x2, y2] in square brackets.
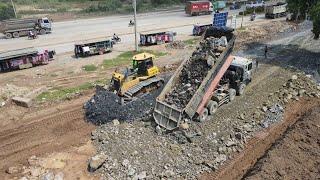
[244, 100, 320, 180]
[0, 96, 96, 179]
[0, 18, 319, 179]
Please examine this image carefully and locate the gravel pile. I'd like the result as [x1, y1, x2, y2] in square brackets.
[84, 86, 163, 125]
[165, 59, 209, 109]
[261, 104, 284, 128]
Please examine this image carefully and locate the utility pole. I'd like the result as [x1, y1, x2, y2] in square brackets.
[241, 2, 244, 28]
[133, 0, 139, 52]
[10, 0, 17, 18]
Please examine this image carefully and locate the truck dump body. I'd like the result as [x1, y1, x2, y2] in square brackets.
[140, 31, 175, 46]
[265, 3, 287, 19]
[0, 48, 54, 72]
[74, 39, 113, 58]
[0, 48, 38, 61]
[185, 1, 212, 16]
[154, 27, 235, 130]
[1, 19, 38, 33]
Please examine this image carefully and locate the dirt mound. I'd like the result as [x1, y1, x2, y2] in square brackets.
[84, 74, 171, 125]
[235, 21, 297, 49]
[244, 103, 320, 180]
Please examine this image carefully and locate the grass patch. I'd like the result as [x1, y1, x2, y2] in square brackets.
[183, 38, 200, 45]
[36, 82, 94, 102]
[82, 64, 98, 71]
[37, 78, 109, 102]
[102, 50, 167, 68]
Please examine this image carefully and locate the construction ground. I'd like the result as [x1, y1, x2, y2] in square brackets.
[0, 15, 320, 180]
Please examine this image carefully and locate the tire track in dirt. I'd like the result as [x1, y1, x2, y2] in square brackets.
[0, 105, 94, 172]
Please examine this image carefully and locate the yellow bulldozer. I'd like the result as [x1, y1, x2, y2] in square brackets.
[108, 52, 164, 101]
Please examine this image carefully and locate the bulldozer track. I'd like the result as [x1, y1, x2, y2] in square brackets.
[0, 105, 92, 170]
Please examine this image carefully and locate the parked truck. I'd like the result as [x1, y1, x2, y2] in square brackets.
[0, 47, 55, 72]
[140, 31, 175, 46]
[265, 2, 287, 19]
[212, 1, 226, 11]
[246, 0, 265, 9]
[193, 23, 212, 36]
[153, 27, 253, 130]
[0, 17, 52, 39]
[185, 1, 214, 16]
[74, 39, 113, 58]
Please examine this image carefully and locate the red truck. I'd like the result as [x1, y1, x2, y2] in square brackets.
[185, 1, 214, 16]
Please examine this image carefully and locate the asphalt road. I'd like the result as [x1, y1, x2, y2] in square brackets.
[0, 9, 265, 54]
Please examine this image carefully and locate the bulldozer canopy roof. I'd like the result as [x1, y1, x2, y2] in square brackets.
[132, 53, 155, 61]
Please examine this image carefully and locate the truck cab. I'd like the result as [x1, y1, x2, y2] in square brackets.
[209, 2, 214, 12]
[230, 56, 253, 83]
[38, 17, 52, 31]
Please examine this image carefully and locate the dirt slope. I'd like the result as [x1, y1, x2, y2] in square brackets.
[0, 97, 95, 178]
[244, 101, 320, 180]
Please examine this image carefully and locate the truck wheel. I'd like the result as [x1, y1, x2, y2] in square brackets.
[13, 32, 20, 38]
[237, 83, 246, 96]
[229, 88, 236, 101]
[5, 33, 12, 39]
[40, 29, 46, 35]
[207, 100, 218, 115]
[198, 108, 209, 122]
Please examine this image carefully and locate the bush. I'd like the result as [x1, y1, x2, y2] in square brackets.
[310, 2, 320, 39]
[0, 2, 15, 20]
[239, 6, 265, 16]
[84, 0, 123, 13]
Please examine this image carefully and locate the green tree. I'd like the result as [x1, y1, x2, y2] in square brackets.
[0, 2, 15, 20]
[310, 2, 320, 39]
[287, 0, 320, 39]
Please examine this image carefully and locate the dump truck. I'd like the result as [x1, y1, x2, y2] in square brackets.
[153, 27, 253, 130]
[74, 39, 113, 58]
[246, 0, 265, 9]
[0, 17, 52, 39]
[265, 2, 287, 19]
[140, 31, 176, 46]
[185, 1, 213, 16]
[0, 47, 55, 72]
[212, 1, 226, 11]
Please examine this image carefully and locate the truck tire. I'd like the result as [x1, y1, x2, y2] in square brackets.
[237, 83, 246, 96]
[13, 32, 20, 38]
[5, 33, 12, 39]
[207, 100, 218, 115]
[197, 108, 209, 122]
[40, 29, 46, 35]
[229, 88, 236, 101]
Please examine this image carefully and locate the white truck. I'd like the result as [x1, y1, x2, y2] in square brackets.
[246, 0, 265, 9]
[265, 2, 287, 19]
[0, 17, 52, 39]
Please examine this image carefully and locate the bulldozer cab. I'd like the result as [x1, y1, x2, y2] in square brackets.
[132, 53, 155, 76]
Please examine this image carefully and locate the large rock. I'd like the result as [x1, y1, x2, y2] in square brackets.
[12, 97, 32, 108]
[88, 153, 107, 172]
[6, 166, 21, 174]
[54, 172, 64, 180]
[41, 172, 55, 180]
